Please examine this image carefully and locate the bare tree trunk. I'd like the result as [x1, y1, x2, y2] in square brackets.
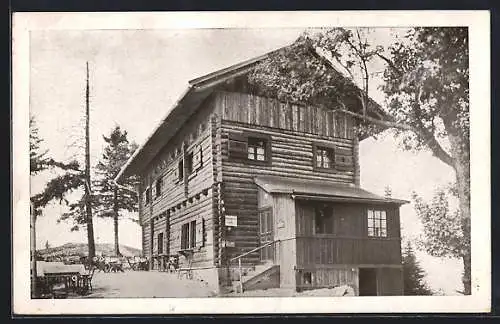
[113, 186, 120, 256]
[85, 61, 96, 258]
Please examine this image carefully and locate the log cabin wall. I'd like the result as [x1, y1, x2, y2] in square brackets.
[213, 90, 360, 265]
[138, 95, 217, 268]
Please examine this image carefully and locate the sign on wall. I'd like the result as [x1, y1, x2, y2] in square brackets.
[225, 215, 237, 227]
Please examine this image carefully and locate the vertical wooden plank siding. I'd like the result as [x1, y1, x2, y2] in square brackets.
[272, 194, 296, 288]
[377, 267, 404, 295]
[216, 91, 355, 139]
[296, 268, 358, 291]
[295, 236, 401, 266]
[295, 202, 402, 267]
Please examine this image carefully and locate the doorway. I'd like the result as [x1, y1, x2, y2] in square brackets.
[258, 208, 274, 262]
[359, 268, 378, 296]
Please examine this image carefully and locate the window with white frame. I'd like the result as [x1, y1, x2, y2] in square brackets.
[247, 137, 267, 161]
[315, 146, 334, 169]
[367, 209, 387, 237]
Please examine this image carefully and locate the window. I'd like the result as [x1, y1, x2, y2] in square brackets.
[367, 209, 387, 237]
[302, 271, 312, 285]
[157, 232, 164, 254]
[155, 177, 163, 198]
[314, 146, 335, 169]
[145, 187, 151, 205]
[186, 152, 194, 175]
[178, 159, 184, 181]
[190, 220, 196, 249]
[315, 205, 334, 234]
[248, 137, 267, 161]
[228, 132, 271, 163]
[181, 220, 197, 250]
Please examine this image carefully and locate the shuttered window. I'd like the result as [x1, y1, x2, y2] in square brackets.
[181, 223, 189, 250]
[158, 232, 164, 254]
[367, 209, 387, 237]
[228, 132, 248, 159]
[144, 187, 151, 205]
[228, 131, 271, 163]
[196, 218, 205, 247]
[189, 220, 196, 249]
[186, 152, 194, 175]
[315, 147, 334, 169]
[181, 220, 197, 250]
[334, 147, 353, 170]
[192, 145, 203, 171]
[155, 177, 163, 198]
[313, 143, 353, 172]
[177, 159, 184, 182]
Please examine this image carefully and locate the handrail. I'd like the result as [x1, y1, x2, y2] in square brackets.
[229, 240, 280, 263]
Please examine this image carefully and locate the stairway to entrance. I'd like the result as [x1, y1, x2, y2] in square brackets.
[231, 261, 280, 293]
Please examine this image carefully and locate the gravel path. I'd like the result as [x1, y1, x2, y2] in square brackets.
[81, 271, 217, 298]
[77, 271, 358, 298]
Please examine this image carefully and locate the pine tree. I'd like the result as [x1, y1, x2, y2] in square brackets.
[94, 126, 138, 256]
[30, 116, 50, 175]
[384, 186, 393, 198]
[402, 241, 433, 295]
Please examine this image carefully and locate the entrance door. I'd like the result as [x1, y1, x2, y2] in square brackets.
[258, 208, 274, 262]
[359, 268, 378, 296]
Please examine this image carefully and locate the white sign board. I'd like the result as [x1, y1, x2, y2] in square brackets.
[225, 215, 237, 227]
[223, 240, 235, 248]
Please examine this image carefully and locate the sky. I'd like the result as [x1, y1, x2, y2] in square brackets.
[29, 28, 461, 294]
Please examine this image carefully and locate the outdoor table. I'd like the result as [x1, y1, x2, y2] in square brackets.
[36, 262, 90, 296]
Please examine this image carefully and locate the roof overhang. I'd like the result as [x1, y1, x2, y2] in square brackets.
[255, 176, 408, 206]
[115, 44, 390, 183]
[114, 53, 272, 183]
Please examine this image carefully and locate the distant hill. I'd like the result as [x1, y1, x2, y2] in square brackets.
[37, 242, 142, 259]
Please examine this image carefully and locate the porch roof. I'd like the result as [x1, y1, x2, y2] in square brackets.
[254, 176, 409, 205]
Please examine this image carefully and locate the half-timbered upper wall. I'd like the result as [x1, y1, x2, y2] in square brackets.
[213, 91, 356, 139]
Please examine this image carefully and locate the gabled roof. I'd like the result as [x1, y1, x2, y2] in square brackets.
[115, 44, 388, 183]
[255, 176, 408, 205]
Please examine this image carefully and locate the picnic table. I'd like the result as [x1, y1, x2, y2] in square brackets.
[36, 261, 93, 297]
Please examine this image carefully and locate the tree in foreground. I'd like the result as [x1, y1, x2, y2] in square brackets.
[94, 126, 139, 256]
[412, 186, 467, 294]
[249, 27, 470, 294]
[402, 241, 433, 295]
[31, 62, 97, 258]
[30, 116, 50, 175]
